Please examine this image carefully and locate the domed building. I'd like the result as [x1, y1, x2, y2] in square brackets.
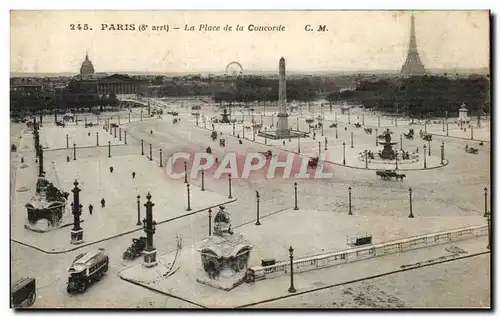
[80, 53, 95, 76]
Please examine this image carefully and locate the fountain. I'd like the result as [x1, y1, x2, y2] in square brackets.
[378, 129, 397, 160]
[220, 108, 231, 124]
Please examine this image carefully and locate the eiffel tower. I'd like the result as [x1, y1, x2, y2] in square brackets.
[401, 14, 426, 76]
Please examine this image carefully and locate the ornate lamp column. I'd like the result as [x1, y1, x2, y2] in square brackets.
[119, 128, 122, 141]
[471, 127, 474, 140]
[408, 187, 414, 218]
[446, 123, 449, 136]
[136, 195, 142, 225]
[423, 144, 427, 169]
[228, 173, 233, 199]
[159, 149, 163, 167]
[288, 246, 296, 293]
[294, 182, 299, 210]
[184, 162, 188, 183]
[350, 132, 354, 148]
[186, 183, 192, 211]
[70, 180, 84, 245]
[142, 192, 158, 268]
[255, 190, 261, 225]
[342, 141, 346, 165]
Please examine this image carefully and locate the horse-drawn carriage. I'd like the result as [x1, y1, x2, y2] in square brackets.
[308, 157, 319, 168]
[211, 131, 218, 141]
[56, 121, 65, 127]
[465, 146, 478, 154]
[123, 237, 147, 260]
[364, 128, 373, 134]
[354, 123, 362, 128]
[404, 129, 415, 140]
[422, 134, 432, 141]
[259, 150, 273, 160]
[329, 123, 337, 128]
[219, 139, 226, 147]
[171, 112, 179, 116]
[376, 169, 406, 181]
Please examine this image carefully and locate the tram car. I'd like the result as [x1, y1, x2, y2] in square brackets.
[11, 277, 36, 308]
[66, 248, 109, 294]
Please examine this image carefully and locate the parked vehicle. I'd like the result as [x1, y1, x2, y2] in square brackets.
[123, 237, 147, 260]
[66, 248, 109, 294]
[11, 277, 36, 308]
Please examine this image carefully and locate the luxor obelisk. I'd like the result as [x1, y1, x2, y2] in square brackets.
[276, 57, 290, 137]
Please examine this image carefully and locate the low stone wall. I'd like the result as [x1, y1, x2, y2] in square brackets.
[249, 224, 487, 282]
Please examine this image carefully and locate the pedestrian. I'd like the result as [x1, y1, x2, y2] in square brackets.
[416, 147, 419, 154]
[132, 171, 136, 179]
[101, 198, 106, 208]
[215, 157, 219, 164]
[283, 140, 285, 146]
[110, 166, 114, 173]
[89, 204, 93, 215]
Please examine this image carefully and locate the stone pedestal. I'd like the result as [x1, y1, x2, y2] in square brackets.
[70, 229, 84, 245]
[142, 248, 158, 268]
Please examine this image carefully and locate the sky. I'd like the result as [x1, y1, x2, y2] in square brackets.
[10, 10, 490, 74]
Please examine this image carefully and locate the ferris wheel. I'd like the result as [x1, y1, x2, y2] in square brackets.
[225, 61, 243, 78]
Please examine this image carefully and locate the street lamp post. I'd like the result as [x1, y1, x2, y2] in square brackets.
[348, 186, 352, 215]
[149, 144, 152, 161]
[184, 162, 188, 183]
[428, 139, 431, 156]
[485, 210, 491, 249]
[400, 134, 403, 151]
[395, 155, 398, 170]
[375, 129, 378, 146]
[440, 142, 444, 165]
[159, 149, 163, 167]
[423, 144, 427, 169]
[288, 246, 296, 293]
[298, 137, 301, 153]
[136, 195, 142, 225]
[325, 137, 328, 150]
[186, 183, 192, 211]
[471, 127, 474, 140]
[350, 132, 354, 148]
[335, 126, 338, 139]
[365, 150, 368, 169]
[141, 139, 144, 155]
[228, 173, 233, 199]
[294, 182, 299, 210]
[208, 208, 212, 236]
[124, 131, 127, 144]
[484, 187, 488, 217]
[378, 116, 380, 128]
[318, 141, 321, 158]
[73, 143, 76, 160]
[264, 127, 267, 144]
[119, 128, 122, 141]
[108, 141, 111, 158]
[408, 187, 414, 218]
[255, 190, 261, 225]
[446, 123, 449, 136]
[342, 141, 346, 165]
[201, 169, 205, 191]
[66, 134, 69, 149]
[96, 132, 99, 146]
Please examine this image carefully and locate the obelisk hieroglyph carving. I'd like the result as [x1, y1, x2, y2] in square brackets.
[277, 57, 289, 137]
